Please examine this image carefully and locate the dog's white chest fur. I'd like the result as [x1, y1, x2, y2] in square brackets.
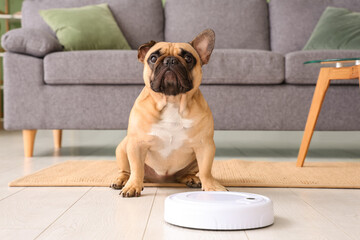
[149, 103, 192, 158]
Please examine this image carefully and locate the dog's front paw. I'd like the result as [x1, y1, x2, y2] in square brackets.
[177, 174, 202, 188]
[201, 177, 227, 191]
[120, 180, 144, 198]
[110, 173, 130, 190]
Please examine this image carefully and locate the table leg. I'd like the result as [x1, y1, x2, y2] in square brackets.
[296, 68, 331, 167]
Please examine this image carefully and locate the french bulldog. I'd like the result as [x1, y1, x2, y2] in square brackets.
[111, 29, 226, 197]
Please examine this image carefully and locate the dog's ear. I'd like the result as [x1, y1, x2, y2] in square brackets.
[190, 29, 215, 65]
[138, 40, 157, 63]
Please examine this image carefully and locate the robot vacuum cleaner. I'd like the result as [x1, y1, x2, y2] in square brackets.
[164, 191, 274, 230]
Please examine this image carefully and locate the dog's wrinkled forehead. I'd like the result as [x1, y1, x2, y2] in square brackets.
[138, 29, 215, 67]
[146, 42, 200, 64]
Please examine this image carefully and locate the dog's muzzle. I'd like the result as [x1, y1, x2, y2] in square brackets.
[151, 56, 193, 96]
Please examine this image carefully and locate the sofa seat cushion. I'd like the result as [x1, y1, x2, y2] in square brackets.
[202, 49, 284, 85]
[44, 49, 284, 85]
[286, 50, 360, 85]
[44, 50, 144, 85]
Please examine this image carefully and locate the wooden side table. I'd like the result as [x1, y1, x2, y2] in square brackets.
[297, 58, 360, 167]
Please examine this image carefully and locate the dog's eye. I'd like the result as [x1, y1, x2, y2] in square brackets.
[150, 55, 157, 63]
[184, 54, 192, 63]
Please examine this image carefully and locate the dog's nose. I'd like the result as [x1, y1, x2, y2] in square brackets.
[163, 57, 179, 66]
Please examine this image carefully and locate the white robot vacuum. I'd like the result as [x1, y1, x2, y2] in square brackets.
[164, 191, 274, 230]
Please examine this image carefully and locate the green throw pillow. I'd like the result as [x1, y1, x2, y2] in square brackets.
[39, 3, 131, 51]
[303, 7, 360, 50]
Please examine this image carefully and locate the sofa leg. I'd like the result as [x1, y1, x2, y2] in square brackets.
[23, 130, 37, 158]
[53, 129, 62, 149]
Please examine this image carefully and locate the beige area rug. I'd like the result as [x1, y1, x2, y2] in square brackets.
[9, 160, 360, 188]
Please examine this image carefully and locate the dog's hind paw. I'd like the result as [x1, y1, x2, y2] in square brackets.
[110, 173, 130, 190]
[177, 174, 202, 188]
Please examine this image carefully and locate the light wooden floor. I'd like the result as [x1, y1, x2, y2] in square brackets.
[0, 130, 359, 240]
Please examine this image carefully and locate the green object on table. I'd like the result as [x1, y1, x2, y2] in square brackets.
[303, 7, 360, 51]
[304, 57, 360, 65]
[39, 3, 131, 51]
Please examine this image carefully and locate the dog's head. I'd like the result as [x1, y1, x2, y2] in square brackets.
[138, 29, 215, 96]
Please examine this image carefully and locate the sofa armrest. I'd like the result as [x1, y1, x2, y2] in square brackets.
[1, 28, 63, 58]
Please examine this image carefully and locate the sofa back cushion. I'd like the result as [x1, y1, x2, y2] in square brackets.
[21, 0, 164, 49]
[270, 0, 360, 54]
[164, 0, 270, 50]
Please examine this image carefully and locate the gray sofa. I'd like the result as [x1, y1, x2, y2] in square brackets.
[3, 0, 360, 154]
